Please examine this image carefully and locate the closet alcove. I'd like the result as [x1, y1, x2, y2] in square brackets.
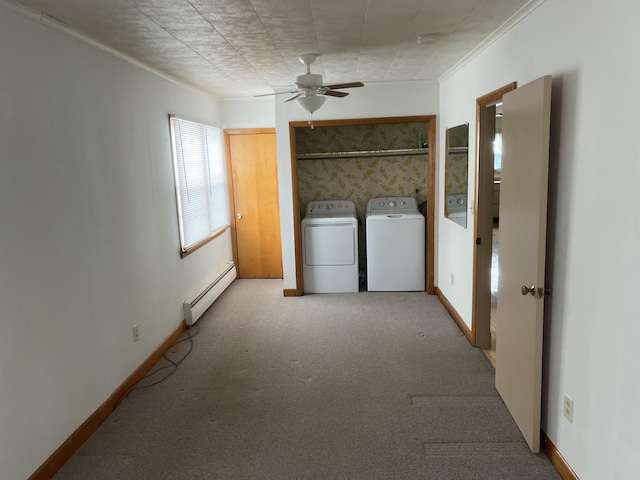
[288, 115, 436, 295]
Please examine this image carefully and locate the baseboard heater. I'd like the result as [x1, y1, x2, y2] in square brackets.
[183, 262, 236, 326]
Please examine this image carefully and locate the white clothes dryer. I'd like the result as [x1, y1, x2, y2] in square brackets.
[366, 197, 425, 291]
[302, 200, 359, 293]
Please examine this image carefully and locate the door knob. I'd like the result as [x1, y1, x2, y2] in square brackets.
[522, 284, 549, 299]
[236, 213, 243, 219]
[521, 284, 536, 296]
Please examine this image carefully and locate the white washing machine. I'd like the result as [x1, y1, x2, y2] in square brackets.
[366, 197, 425, 292]
[302, 200, 359, 293]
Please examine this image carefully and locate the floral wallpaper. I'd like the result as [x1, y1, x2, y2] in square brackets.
[295, 122, 429, 219]
[297, 155, 427, 219]
[446, 152, 468, 195]
[296, 122, 427, 154]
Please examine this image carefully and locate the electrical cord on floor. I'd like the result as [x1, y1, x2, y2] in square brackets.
[114, 324, 200, 409]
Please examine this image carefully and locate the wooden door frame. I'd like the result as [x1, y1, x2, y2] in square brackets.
[471, 83, 516, 347]
[286, 115, 437, 296]
[224, 128, 277, 273]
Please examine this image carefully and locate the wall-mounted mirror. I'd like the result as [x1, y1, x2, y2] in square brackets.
[445, 123, 469, 227]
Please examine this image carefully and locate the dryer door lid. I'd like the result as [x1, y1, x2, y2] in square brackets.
[304, 223, 356, 266]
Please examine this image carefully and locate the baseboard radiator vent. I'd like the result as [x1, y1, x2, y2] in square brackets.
[183, 262, 236, 326]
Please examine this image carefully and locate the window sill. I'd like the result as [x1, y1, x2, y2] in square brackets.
[180, 225, 229, 258]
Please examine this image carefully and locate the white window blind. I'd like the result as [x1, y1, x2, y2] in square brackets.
[169, 115, 228, 253]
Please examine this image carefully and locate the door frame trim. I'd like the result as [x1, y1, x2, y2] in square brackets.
[471, 83, 517, 347]
[288, 116, 437, 296]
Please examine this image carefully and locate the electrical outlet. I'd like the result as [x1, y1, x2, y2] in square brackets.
[132, 324, 139, 343]
[563, 395, 574, 423]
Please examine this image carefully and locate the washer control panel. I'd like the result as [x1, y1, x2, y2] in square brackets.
[305, 200, 356, 217]
[367, 197, 418, 215]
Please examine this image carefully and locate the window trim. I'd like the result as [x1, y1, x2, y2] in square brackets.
[178, 225, 229, 258]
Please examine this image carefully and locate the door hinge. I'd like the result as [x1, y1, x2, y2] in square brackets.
[476, 237, 482, 245]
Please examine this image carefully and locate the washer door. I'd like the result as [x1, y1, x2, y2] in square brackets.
[304, 223, 356, 266]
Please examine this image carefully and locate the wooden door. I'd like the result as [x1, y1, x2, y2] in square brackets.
[226, 130, 282, 278]
[495, 76, 552, 452]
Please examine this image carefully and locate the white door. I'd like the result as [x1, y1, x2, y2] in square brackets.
[495, 76, 552, 453]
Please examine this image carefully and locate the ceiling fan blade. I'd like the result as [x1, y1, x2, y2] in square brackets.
[324, 82, 364, 89]
[322, 90, 349, 98]
[284, 92, 305, 102]
[254, 90, 300, 97]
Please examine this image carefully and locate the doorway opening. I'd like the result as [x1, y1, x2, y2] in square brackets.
[472, 83, 516, 363]
[485, 103, 502, 365]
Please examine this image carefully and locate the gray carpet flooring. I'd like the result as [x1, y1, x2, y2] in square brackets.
[53, 280, 560, 479]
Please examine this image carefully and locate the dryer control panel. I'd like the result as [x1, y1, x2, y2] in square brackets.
[305, 200, 356, 217]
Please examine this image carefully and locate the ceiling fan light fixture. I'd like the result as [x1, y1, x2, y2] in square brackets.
[254, 52, 362, 126]
[417, 34, 440, 45]
[295, 94, 326, 114]
[299, 53, 320, 66]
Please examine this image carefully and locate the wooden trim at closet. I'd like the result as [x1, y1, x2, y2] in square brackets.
[288, 115, 437, 296]
[288, 122, 305, 296]
[425, 118, 436, 294]
[28, 321, 187, 480]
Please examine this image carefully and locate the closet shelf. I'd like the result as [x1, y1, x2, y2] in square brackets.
[447, 146, 468, 153]
[297, 147, 428, 160]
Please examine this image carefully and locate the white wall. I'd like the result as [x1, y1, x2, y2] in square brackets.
[438, 0, 640, 478]
[0, 6, 232, 479]
[220, 96, 276, 129]
[275, 81, 440, 289]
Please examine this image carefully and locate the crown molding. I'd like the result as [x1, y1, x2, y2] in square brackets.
[0, 0, 217, 99]
[439, 0, 548, 83]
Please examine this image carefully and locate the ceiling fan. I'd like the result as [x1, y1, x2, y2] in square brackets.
[257, 53, 364, 124]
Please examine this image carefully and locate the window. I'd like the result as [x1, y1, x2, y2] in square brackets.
[169, 115, 228, 256]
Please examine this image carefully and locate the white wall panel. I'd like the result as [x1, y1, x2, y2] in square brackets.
[0, 7, 230, 479]
[220, 96, 276, 129]
[438, 1, 640, 478]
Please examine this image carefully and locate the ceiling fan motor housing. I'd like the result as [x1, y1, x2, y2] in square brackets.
[296, 73, 323, 88]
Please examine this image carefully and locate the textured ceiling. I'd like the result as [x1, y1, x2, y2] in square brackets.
[15, 0, 532, 98]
